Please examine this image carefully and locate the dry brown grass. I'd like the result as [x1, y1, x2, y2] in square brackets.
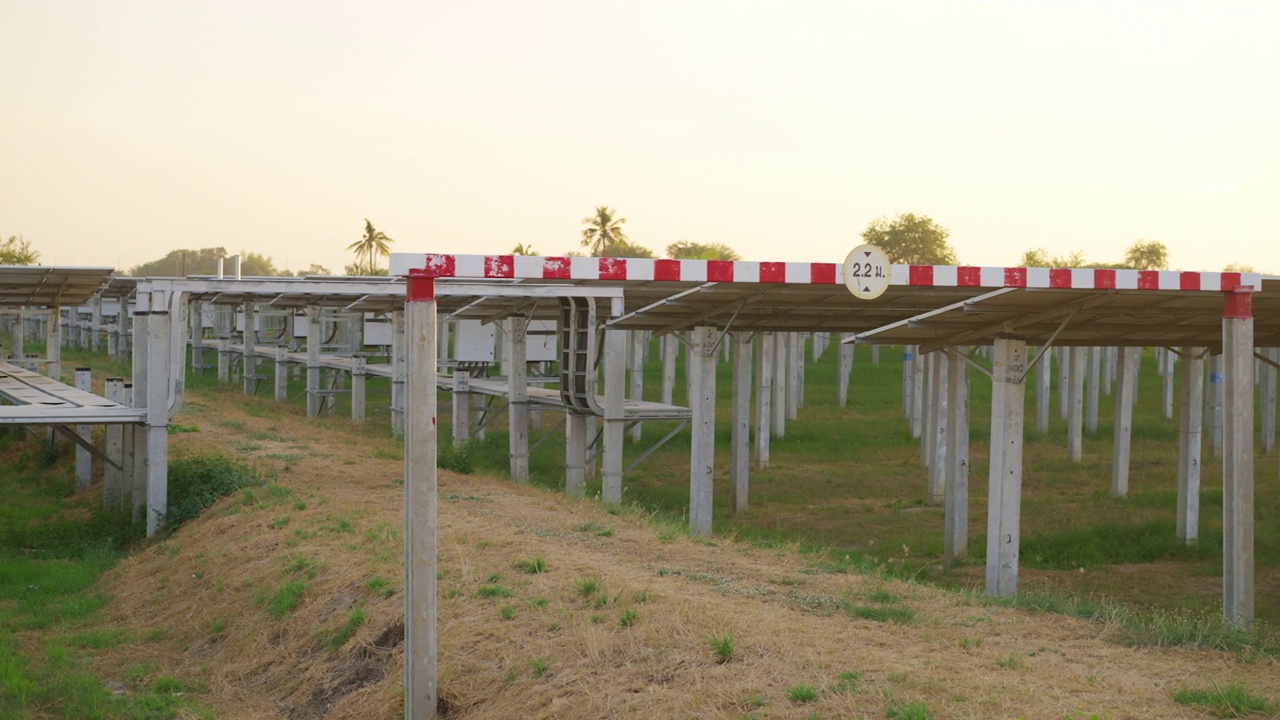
[75, 386, 1279, 719]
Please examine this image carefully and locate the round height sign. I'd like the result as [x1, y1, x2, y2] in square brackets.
[843, 244, 890, 300]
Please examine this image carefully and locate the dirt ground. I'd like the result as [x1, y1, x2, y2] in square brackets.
[75, 387, 1279, 719]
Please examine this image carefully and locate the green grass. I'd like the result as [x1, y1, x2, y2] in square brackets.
[531, 658, 551, 678]
[886, 701, 937, 719]
[831, 670, 862, 694]
[1173, 682, 1275, 717]
[326, 608, 367, 650]
[618, 609, 638, 627]
[515, 556, 549, 574]
[786, 683, 819, 703]
[268, 581, 308, 618]
[575, 577, 600, 597]
[478, 584, 514, 599]
[709, 630, 734, 662]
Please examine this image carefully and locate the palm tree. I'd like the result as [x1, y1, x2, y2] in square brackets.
[511, 243, 538, 255]
[580, 206, 628, 257]
[347, 219, 394, 273]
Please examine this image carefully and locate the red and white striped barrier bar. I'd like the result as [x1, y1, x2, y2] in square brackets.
[390, 254, 1261, 293]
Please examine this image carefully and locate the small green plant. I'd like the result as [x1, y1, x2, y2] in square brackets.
[531, 658, 551, 678]
[268, 581, 307, 619]
[576, 577, 600, 597]
[153, 676, 187, 694]
[886, 701, 937, 719]
[478, 584, 514, 599]
[500, 605, 517, 621]
[787, 684, 819, 703]
[710, 630, 734, 663]
[207, 619, 227, 634]
[592, 595, 609, 609]
[997, 653, 1024, 670]
[590, 614, 605, 624]
[515, 557, 549, 574]
[618, 609, 638, 627]
[832, 670, 862, 694]
[366, 575, 395, 598]
[1173, 681, 1274, 717]
[267, 516, 290, 529]
[326, 608, 367, 650]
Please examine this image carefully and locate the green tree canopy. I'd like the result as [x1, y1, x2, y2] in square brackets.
[1, 235, 39, 265]
[1017, 248, 1087, 268]
[860, 213, 957, 265]
[127, 248, 287, 277]
[580, 206, 629, 256]
[1122, 239, 1169, 270]
[347, 219, 394, 274]
[292, 263, 331, 277]
[666, 241, 741, 261]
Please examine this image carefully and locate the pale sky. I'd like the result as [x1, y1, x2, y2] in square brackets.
[2, 1, 1277, 275]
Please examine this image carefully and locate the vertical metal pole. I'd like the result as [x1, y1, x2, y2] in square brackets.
[74, 368, 93, 492]
[403, 272, 438, 719]
[1111, 347, 1138, 498]
[1222, 289, 1255, 626]
[730, 331, 751, 515]
[689, 325, 717, 537]
[1176, 347, 1203, 546]
[753, 331, 772, 468]
[602, 298, 625, 504]
[985, 337, 1026, 598]
[944, 346, 970, 565]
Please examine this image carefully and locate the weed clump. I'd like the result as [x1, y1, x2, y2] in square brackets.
[165, 454, 261, 534]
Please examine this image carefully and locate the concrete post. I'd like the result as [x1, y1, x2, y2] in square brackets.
[452, 371, 472, 447]
[1035, 346, 1051, 435]
[565, 413, 587, 498]
[1222, 289, 1255, 626]
[242, 301, 257, 396]
[1057, 346, 1069, 420]
[689, 325, 717, 537]
[1209, 353, 1224, 458]
[1102, 346, 1114, 395]
[602, 298, 626, 504]
[274, 346, 289, 403]
[837, 334, 853, 407]
[1260, 348, 1276, 455]
[306, 307, 322, 418]
[661, 334, 677, 406]
[730, 331, 751, 515]
[189, 301, 203, 373]
[1068, 346, 1086, 462]
[351, 356, 367, 424]
[911, 345, 924, 439]
[871, 344, 880, 365]
[391, 310, 407, 436]
[45, 306, 61, 380]
[786, 333, 800, 421]
[944, 347, 970, 565]
[985, 336, 1027, 598]
[754, 331, 773, 469]
[145, 303, 171, 537]
[1086, 346, 1101, 434]
[507, 317, 530, 484]
[1111, 347, 1138, 498]
[403, 272, 438, 719]
[74, 368, 93, 492]
[1163, 349, 1177, 420]
[927, 351, 948, 506]
[628, 331, 645, 443]
[104, 377, 124, 512]
[772, 332, 786, 438]
[902, 345, 914, 418]
[1176, 347, 1204, 546]
[130, 307, 150, 525]
[91, 299, 103, 353]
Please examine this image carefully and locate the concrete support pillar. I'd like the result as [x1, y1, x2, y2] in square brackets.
[189, 301, 203, 373]
[786, 333, 800, 421]
[921, 352, 934, 465]
[730, 331, 751, 515]
[911, 346, 925, 439]
[1103, 346, 1115, 395]
[871, 344, 880, 365]
[602, 299, 626, 505]
[12, 310, 24, 365]
[661, 334, 677, 406]
[391, 310, 407, 436]
[274, 346, 289, 402]
[1176, 347, 1204, 546]
[504, 317, 530, 484]
[452, 371, 472, 447]
[1208, 353, 1224, 458]
[772, 332, 786, 438]
[1057, 346, 1069, 420]
[107, 322, 119, 357]
[1260, 348, 1276, 455]
[565, 413, 587, 498]
[1068, 346, 1086, 462]
[130, 308, 150, 525]
[74, 367, 93, 492]
[1163, 349, 1177, 420]
[306, 307, 322, 418]
[1111, 347, 1139, 498]
[902, 345, 914, 418]
[1086, 346, 1101, 434]
[985, 337, 1027, 598]
[91, 299, 103, 353]
[242, 301, 257, 396]
[402, 273, 438, 719]
[351, 356, 367, 424]
[753, 331, 773, 468]
[927, 351, 949, 506]
[45, 307, 61, 380]
[689, 325, 718, 537]
[837, 334, 853, 407]
[145, 302, 172, 537]
[1222, 290, 1255, 626]
[628, 331, 645, 444]
[1035, 346, 1051, 435]
[944, 347, 970, 565]
[103, 378, 125, 512]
